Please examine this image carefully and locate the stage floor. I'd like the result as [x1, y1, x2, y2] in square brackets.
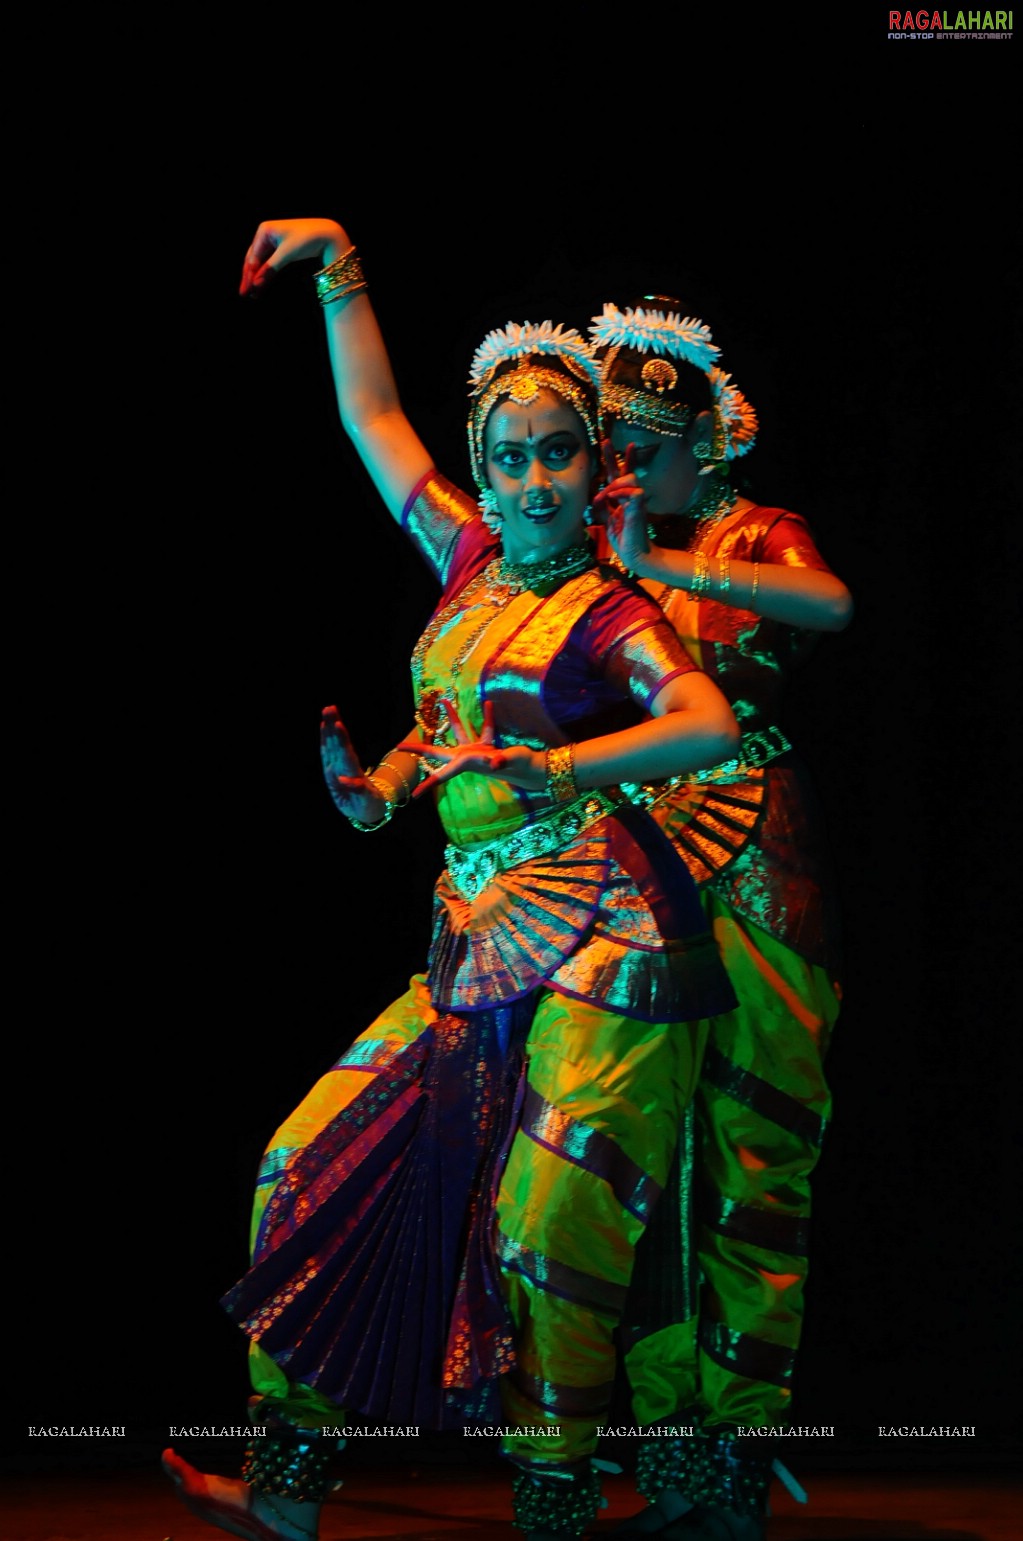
[2, 1467, 1020, 1541]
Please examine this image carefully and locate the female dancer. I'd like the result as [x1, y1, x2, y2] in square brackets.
[590, 300, 853, 1541]
[162, 226, 741, 1541]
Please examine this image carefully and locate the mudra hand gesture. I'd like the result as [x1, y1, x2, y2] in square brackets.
[320, 705, 389, 825]
[397, 700, 541, 798]
[240, 217, 347, 296]
[592, 439, 650, 572]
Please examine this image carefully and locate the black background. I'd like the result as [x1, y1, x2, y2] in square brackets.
[12, 27, 1021, 1487]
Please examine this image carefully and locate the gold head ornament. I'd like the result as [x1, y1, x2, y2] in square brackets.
[590, 302, 758, 459]
[467, 321, 601, 495]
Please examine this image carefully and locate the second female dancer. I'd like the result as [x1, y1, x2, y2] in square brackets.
[592, 300, 853, 1541]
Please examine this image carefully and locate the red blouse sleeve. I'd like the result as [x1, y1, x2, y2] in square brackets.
[401, 471, 481, 586]
[584, 580, 699, 713]
[755, 509, 836, 573]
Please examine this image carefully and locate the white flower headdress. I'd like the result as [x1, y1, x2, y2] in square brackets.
[588, 302, 721, 371]
[589, 302, 757, 459]
[709, 366, 759, 461]
[467, 321, 602, 500]
[469, 320, 601, 393]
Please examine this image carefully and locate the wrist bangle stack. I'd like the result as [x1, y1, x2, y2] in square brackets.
[718, 554, 731, 597]
[688, 550, 712, 600]
[375, 755, 416, 807]
[545, 743, 578, 804]
[313, 245, 367, 308]
[750, 561, 761, 611]
[348, 771, 396, 832]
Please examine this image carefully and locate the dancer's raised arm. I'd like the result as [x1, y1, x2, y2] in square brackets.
[241, 215, 431, 518]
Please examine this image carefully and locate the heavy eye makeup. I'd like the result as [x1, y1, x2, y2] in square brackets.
[628, 442, 660, 470]
[490, 433, 582, 476]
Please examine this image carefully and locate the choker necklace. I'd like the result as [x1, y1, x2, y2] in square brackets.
[687, 478, 737, 524]
[650, 486, 738, 554]
[496, 538, 596, 593]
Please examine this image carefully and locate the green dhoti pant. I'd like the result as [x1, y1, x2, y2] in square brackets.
[626, 894, 840, 1431]
[496, 990, 706, 1472]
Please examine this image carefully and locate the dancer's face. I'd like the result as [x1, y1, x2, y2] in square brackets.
[607, 418, 702, 519]
[485, 390, 595, 561]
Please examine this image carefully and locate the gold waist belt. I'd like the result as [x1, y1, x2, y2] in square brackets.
[691, 723, 792, 784]
[444, 789, 619, 902]
[625, 723, 792, 809]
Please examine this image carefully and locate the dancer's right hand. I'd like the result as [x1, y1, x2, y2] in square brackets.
[240, 217, 349, 296]
[320, 705, 388, 825]
[592, 439, 649, 570]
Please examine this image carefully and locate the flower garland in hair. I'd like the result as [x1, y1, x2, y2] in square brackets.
[468, 320, 601, 394]
[591, 303, 757, 460]
[710, 366, 759, 460]
[588, 302, 721, 372]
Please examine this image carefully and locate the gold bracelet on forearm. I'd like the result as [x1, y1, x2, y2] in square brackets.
[313, 246, 367, 307]
[545, 743, 578, 804]
[750, 561, 761, 611]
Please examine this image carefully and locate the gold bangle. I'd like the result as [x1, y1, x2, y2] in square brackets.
[750, 561, 761, 611]
[689, 550, 712, 600]
[313, 247, 366, 305]
[348, 811, 391, 832]
[545, 743, 578, 804]
[320, 279, 368, 309]
[376, 755, 415, 807]
[348, 772, 396, 832]
[718, 554, 731, 596]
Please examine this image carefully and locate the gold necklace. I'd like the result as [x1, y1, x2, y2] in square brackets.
[647, 488, 738, 558]
[410, 540, 597, 740]
[687, 482, 737, 534]
[496, 538, 596, 593]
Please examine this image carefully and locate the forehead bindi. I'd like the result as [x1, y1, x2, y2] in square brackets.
[486, 393, 582, 449]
